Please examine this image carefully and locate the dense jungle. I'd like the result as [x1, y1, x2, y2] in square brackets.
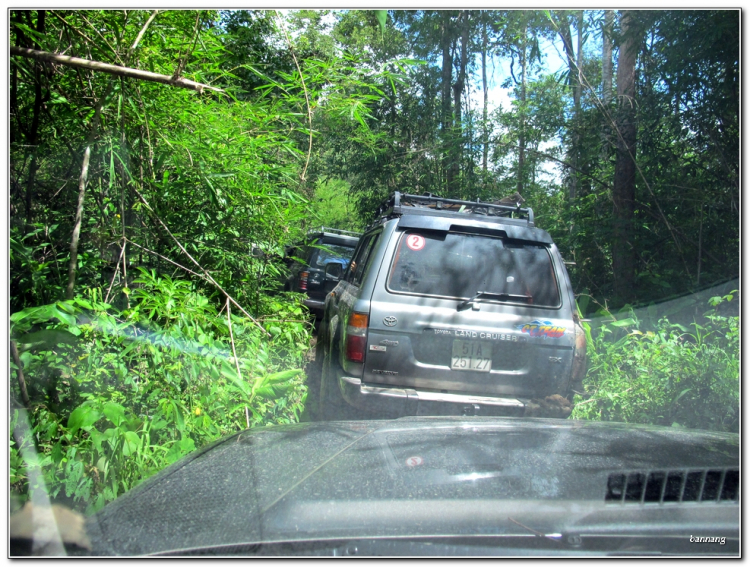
[9, 10, 739, 513]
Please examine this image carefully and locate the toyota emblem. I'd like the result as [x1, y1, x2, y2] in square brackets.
[383, 316, 397, 327]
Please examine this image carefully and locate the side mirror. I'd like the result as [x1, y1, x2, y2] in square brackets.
[325, 263, 343, 281]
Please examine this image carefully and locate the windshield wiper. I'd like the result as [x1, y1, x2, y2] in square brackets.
[457, 290, 529, 311]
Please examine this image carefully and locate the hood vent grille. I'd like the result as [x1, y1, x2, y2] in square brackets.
[605, 469, 739, 505]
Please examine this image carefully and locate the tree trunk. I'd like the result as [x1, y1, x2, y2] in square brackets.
[575, 11, 583, 110]
[26, 82, 45, 226]
[440, 11, 453, 194]
[15, 11, 46, 225]
[557, 15, 576, 99]
[10, 62, 18, 144]
[602, 10, 613, 105]
[66, 110, 102, 300]
[10, 12, 22, 144]
[482, 14, 488, 173]
[517, 23, 527, 195]
[600, 10, 614, 167]
[556, 13, 579, 207]
[612, 10, 638, 304]
[569, 11, 583, 207]
[450, 10, 470, 197]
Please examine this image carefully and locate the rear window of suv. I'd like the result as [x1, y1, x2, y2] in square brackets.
[312, 243, 356, 268]
[387, 231, 560, 307]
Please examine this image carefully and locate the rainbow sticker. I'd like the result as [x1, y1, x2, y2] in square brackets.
[516, 320, 566, 339]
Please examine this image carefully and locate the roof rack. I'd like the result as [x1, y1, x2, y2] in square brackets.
[307, 226, 363, 238]
[375, 192, 535, 226]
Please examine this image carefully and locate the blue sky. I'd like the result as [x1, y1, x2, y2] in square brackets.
[472, 33, 577, 185]
[475, 34, 571, 114]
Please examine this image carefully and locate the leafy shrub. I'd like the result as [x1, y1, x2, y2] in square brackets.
[571, 292, 739, 433]
[10, 274, 313, 514]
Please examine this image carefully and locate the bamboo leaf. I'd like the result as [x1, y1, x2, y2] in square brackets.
[375, 10, 387, 39]
[68, 405, 102, 435]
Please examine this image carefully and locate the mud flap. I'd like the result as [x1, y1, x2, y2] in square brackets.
[301, 340, 324, 422]
[523, 394, 573, 419]
[568, 320, 588, 401]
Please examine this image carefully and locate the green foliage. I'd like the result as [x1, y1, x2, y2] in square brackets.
[10, 9, 399, 515]
[571, 293, 739, 433]
[10, 279, 312, 514]
[8, 8, 739, 520]
[556, 10, 739, 305]
[10, 224, 65, 310]
[309, 178, 363, 232]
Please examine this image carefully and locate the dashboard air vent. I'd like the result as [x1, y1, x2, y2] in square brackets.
[605, 469, 738, 504]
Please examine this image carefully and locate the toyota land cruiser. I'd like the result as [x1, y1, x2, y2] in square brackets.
[311, 193, 587, 420]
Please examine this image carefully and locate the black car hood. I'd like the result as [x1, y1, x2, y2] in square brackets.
[85, 417, 738, 556]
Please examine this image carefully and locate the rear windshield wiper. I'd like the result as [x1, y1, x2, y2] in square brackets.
[457, 290, 529, 311]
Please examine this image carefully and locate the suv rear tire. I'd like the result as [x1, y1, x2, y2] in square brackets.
[320, 357, 347, 421]
[318, 333, 354, 421]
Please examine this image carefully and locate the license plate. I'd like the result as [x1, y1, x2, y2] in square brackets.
[451, 340, 492, 372]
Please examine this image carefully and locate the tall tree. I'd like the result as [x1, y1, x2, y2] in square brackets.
[516, 18, 528, 195]
[552, 10, 584, 209]
[494, 11, 552, 197]
[440, 11, 455, 194]
[600, 10, 614, 166]
[10, 10, 47, 225]
[601, 10, 614, 105]
[481, 12, 489, 172]
[449, 10, 471, 197]
[612, 10, 638, 303]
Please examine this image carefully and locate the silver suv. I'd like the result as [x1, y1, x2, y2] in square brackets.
[310, 193, 586, 420]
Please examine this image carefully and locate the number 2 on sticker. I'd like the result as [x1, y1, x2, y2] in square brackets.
[407, 234, 425, 251]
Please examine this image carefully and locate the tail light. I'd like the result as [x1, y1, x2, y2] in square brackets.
[299, 271, 309, 291]
[345, 312, 369, 363]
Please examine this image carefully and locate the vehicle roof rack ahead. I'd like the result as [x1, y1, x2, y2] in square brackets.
[375, 192, 535, 226]
[308, 226, 363, 238]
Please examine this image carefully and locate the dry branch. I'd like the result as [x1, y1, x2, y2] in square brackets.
[275, 12, 313, 183]
[131, 187, 270, 337]
[125, 239, 204, 280]
[66, 100, 102, 299]
[10, 46, 224, 94]
[226, 298, 251, 429]
[104, 240, 126, 303]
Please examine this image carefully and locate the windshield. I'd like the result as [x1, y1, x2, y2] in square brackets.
[388, 231, 560, 306]
[8, 8, 738, 557]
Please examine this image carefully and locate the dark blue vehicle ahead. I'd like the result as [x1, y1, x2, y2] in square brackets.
[284, 227, 361, 318]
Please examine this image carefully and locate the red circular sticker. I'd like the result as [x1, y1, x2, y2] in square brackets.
[405, 456, 424, 467]
[406, 234, 426, 251]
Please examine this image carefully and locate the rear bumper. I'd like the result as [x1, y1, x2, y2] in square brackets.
[303, 297, 325, 316]
[337, 373, 527, 418]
